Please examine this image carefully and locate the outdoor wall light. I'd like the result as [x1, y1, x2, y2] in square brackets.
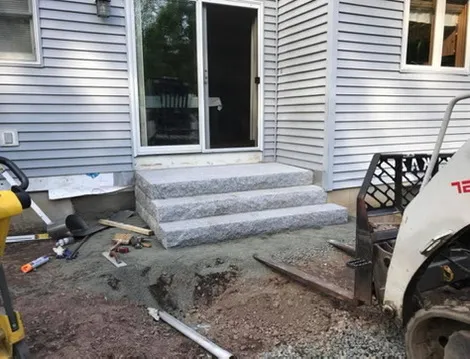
[96, 0, 111, 18]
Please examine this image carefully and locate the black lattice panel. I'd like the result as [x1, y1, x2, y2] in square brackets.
[364, 157, 398, 210]
[363, 154, 453, 212]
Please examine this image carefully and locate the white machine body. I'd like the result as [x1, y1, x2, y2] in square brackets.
[384, 139, 470, 319]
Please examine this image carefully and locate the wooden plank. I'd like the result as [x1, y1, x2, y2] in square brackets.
[98, 219, 153, 236]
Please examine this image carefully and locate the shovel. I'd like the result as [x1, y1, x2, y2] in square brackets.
[65, 210, 134, 259]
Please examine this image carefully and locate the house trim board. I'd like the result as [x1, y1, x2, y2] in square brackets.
[272, 0, 279, 161]
[323, 0, 340, 191]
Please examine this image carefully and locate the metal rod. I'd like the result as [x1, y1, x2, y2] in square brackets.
[422, 93, 470, 188]
[327, 240, 356, 257]
[254, 254, 357, 303]
[148, 308, 234, 359]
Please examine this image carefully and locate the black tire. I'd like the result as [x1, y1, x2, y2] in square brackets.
[13, 340, 30, 359]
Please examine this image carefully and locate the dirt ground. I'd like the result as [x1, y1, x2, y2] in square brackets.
[3, 217, 405, 358]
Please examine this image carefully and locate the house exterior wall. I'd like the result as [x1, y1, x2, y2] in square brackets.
[273, 0, 328, 170]
[0, 0, 278, 182]
[332, 0, 470, 189]
[0, 0, 134, 178]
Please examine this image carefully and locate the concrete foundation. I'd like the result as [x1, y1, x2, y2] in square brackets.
[9, 190, 135, 235]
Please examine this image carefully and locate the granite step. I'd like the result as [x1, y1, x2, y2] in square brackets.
[136, 185, 327, 222]
[153, 203, 348, 248]
[136, 163, 313, 199]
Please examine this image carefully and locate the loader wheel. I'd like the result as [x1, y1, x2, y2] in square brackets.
[13, 340, 30, 359]
[406, 306, 470, 359]
[444, 330, 470, 358]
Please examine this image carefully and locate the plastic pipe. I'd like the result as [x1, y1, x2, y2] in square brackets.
[148, 308, 234, 359]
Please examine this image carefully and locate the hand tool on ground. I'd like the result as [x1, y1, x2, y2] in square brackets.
[102, 251, 127, 267]
[65, 210, 134, 260]
[20, 256, 49, 274]
[256, 95, 470, 358]
[0, 156, 33, 358]
[6, 233, 49, 244]
[66, 235, 90, 260]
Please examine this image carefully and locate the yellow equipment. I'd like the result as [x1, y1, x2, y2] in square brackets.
[0, 157, 31, 359]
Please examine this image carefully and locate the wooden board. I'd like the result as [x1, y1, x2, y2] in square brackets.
[98, 219, 153, 236]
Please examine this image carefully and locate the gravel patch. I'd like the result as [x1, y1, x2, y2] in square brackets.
[261, 317, 405, 358]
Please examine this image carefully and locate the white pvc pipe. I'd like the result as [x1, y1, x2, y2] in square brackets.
[422, 93, 470, 189]
[148, 308, 234, 359]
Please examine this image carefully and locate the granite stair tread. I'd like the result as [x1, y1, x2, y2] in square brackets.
[158, 203, 348, 248]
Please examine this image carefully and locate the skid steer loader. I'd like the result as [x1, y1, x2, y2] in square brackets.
[255, 94, 470, 358]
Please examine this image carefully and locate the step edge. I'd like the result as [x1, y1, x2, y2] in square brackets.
[160, 203, 347, 231]
[153, 185, 326, 206]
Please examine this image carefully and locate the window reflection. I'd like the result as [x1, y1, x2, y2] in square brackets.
[136, 0, 199, 146]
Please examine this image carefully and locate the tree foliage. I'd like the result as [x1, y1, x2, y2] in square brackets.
[140, 0, 197, 92]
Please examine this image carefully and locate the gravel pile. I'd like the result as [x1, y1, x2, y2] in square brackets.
[261, 315, 405, 358]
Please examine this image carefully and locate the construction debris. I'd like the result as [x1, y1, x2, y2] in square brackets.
[20, 255, 50, 273]
[53, 246, 72, 259]
[102, 251, 127, 268]
[6, 233, 50, 244]
[112, 233, 133, 245]
[98, 219, 153, 236]
[55, 237, 75, 247]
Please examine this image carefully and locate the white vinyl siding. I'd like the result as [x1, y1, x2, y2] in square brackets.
[0, 0, 133, 178]
[275, 0, 328, 170]
[332, 0, 470, 189]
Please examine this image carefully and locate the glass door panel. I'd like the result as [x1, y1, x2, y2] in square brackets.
[136, 0, 200, 147]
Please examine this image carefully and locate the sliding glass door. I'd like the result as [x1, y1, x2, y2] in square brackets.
[134, 0, 261, 153]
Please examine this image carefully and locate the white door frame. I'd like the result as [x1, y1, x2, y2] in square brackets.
[126, 0, 264, 157]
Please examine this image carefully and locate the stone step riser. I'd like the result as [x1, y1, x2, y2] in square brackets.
[136, 186, 327, 222]
[156, 204, 348, 248]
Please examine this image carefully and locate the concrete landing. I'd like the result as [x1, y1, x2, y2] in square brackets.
[136, 163, 348, 248]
